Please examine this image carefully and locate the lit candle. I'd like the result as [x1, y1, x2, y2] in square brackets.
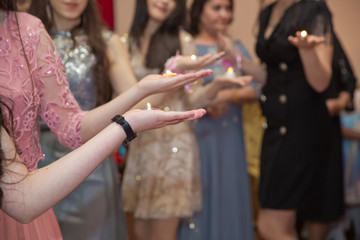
[225, 67, 235, 78]
[190, 54, 197, 61]
[300, 30, 307, 39]
[162, 70, 177, 77]
[145, 102, 153, 110]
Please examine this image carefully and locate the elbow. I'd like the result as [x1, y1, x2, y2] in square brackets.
[7, 212, 37, 224]
[313, 73, 332, 93]
[17, 216, 35, 224]
[3, 204, 44, 223]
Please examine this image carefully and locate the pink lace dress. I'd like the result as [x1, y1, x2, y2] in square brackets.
[0, 12, 85, 239]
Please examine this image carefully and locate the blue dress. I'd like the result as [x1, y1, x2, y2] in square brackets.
[178, 41, 256, 240]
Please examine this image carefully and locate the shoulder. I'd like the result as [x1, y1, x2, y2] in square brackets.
[260, 2, 275, 14]
[11, 12, 44, 31]
[179, 29, 194, 44]
[179, 29, 194, 49]
[292, 0, 331, 16]
[104, 32, 130, 63]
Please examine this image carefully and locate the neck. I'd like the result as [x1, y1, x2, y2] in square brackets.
[53, 14, 81, 31]
[143, 19, 161, 39]
[140, 19, 161, 55]
[195, 29, 218, 45]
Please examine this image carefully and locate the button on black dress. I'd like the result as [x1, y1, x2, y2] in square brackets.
[256, 1, 343, 221]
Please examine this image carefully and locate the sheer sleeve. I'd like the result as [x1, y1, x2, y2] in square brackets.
[35, 23, 86, 149]
[293, 1, 334, 44]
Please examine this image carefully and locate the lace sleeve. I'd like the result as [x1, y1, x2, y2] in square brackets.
[35, 23, 86, 149]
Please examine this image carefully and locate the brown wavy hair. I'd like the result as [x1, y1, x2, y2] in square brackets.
[28, 0, 112, 106]
[189, 0, 233, 36]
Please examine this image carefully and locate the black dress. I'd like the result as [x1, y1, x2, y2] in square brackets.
[256, 0, 343, 221]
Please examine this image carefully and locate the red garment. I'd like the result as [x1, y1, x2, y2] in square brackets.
[97, 0, 114, 30]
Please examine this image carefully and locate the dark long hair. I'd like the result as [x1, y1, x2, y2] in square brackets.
[0, 95, 17, 208]
[0, 0, 25, 208]
[189, 0, 234, 36]
[28, 0, 112, 106]
[129, 0, 186, 72]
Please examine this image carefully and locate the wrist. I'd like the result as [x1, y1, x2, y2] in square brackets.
[133, 83, 150, 99]
[112, 115, 137, 145]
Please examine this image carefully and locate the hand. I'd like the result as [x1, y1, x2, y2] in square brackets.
[214, 75, 253, 89]
[123, 108, 206, 133]
[206, 102, 228, 119]
[217, 32, 237, 63]
[176, 52, 225, 71]
[136, 69, 213, 95]
[326, 98, 345, 116]
[288, 31, 325, 48]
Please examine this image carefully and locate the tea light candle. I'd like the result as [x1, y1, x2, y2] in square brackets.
[300, 30, 307, 39]
[162, 70, 177, 77]
[225, 67, 235, 78]
[145, 102, 154, 110]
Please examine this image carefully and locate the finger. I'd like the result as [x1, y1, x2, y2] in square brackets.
[216, 51, 226, 58]
[288, 35, 299, 46]
[164, 109, 206, 124]
[194, 69, 213, 78]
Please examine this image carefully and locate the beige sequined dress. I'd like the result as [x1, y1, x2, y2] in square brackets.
[121, 30, 202, 219]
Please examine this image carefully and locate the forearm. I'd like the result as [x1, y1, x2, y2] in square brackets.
[187, 81, 226, 109]
[79, 85, 146, 141]
[241, 57, 267, 87]
[1, 123, 126, 223]
[215, 87, 258, 105]
[299, 45, 333, 92]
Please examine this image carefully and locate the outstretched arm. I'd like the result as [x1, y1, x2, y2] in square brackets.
[288, 31, 333, 93]
[80, 70, 212, 141]
[0, 108, 206, 223]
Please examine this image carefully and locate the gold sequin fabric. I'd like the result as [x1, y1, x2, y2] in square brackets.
[121, 30, 202, 219]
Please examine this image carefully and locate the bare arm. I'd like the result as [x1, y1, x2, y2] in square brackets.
[0, 108, 206, 223]
[214, 86, 258, 105]
[79, 70, 212, 142]
[106, 34, 138, 96]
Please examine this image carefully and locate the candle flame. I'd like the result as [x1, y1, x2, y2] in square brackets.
[227, 67, 234, 74]
[300, 30, 307, 38]
[191, 55, 197, 61]
[162, 70, 177, 77]
[147, 102, 151, 109]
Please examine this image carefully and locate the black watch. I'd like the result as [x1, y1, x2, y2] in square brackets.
[111, 115, 137, 145]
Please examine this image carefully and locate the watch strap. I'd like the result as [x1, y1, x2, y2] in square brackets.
[111, 115, 137, 144]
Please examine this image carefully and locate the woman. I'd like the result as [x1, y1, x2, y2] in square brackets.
[246, 0, 337, 239]
[28, 0, 138, 239]
[0, 0, 212, 238]
[119, 0, 252, 239]
[178, 0, 259, 239]
[0, 100, 207, 224]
